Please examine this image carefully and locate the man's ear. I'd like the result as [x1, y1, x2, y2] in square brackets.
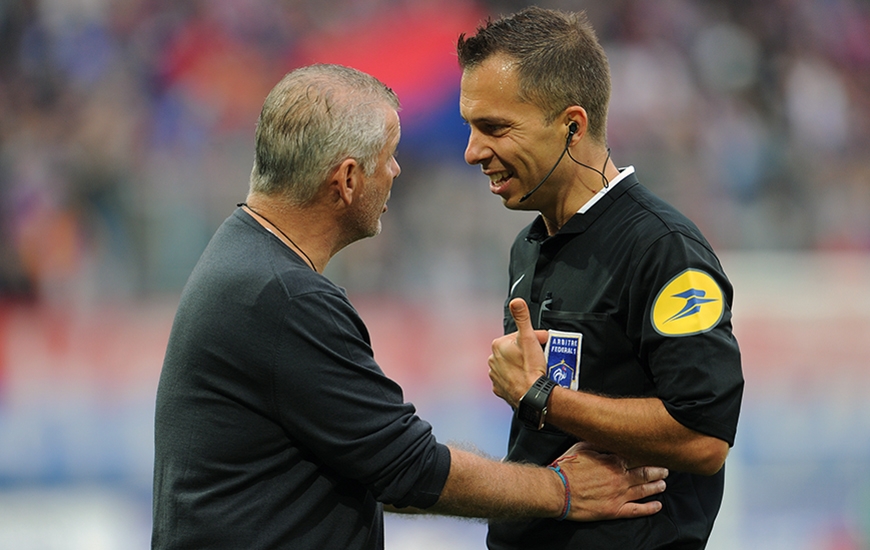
[331, 158, 363, 206]
[563, 106, 589, 145]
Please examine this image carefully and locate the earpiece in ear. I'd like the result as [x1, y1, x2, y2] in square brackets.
[565, 120, 579, 147]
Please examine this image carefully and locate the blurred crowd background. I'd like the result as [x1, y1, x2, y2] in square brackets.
[0, 0, 869, 548]
[2, 0, 869, 301]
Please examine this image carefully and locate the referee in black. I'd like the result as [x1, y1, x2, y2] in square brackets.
[458, 8, 744, 550]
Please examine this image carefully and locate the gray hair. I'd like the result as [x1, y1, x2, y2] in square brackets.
[249, 64, 400, 204]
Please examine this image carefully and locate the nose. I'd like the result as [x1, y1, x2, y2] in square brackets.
[464, 128, 489, 166]
[392, 156, 401, 179]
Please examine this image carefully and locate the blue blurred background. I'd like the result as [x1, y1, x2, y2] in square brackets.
[1, 0, 869, 548]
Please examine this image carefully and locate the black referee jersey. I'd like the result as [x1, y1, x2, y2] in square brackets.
[487, 170, 744, 550]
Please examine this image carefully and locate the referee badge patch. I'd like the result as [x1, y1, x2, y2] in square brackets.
[545, 330, 582, 390]
[651, 269, 724, 337]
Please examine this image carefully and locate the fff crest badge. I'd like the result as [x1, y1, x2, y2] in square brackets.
[545, 330, 582, 390]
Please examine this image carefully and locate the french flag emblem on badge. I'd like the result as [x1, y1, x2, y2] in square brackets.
[545, 330, 582, 391]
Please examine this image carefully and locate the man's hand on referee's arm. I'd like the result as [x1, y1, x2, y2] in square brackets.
[398, 444, 667, 521]
[553, 442, 668, 521]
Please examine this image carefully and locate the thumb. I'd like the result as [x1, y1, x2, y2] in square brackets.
[509, 298, 545, 345]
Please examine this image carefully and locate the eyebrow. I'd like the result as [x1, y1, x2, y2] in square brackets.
[462, 115, 512, 127]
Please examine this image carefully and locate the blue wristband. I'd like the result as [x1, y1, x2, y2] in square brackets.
[548, 464, 571, 521]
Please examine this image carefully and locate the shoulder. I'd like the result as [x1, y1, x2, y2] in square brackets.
[623, 184, 706, 240]
[598, 182, 716, 264]
[185, 210, 351, 311]
[597, 182, 728, 290]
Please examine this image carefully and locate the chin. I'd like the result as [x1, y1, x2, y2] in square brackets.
[365, 220, 383, 238]
[503, 195, 534, 211]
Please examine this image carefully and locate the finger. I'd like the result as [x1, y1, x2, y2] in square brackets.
[508, 298, 550, 346]
[624, 479, 667, 503]
[625, 479, 667, 501]
[508, 298, 535, 340]
[614, 499, 663, 519]
[627, 466, 669, 483]
[487, 355, 508, 399]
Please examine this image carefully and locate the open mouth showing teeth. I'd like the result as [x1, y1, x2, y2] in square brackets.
[489, 172, 513, 186]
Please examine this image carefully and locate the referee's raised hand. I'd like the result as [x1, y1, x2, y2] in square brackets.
[488, 298, 549, 408]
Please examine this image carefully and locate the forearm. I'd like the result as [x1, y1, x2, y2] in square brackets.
[427, 446, 564, 519]
[489, 298, 729, 475]
[546, 388, 728, 475]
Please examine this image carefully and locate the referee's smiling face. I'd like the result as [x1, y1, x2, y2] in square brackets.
[460, 53, 566, 211]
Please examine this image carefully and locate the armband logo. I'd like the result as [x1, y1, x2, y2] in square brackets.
[651, 269, 724, 337]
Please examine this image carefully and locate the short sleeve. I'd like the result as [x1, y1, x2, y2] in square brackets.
[629, 233, 744, 445]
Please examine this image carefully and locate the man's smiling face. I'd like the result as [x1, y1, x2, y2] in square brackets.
[459, 53, 566, 210]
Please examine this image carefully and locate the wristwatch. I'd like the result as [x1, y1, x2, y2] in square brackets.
[517, 375, 557, 430]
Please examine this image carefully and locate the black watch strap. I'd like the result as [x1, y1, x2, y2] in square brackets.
[517, 375, 557, 430]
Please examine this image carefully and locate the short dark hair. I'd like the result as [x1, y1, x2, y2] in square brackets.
[457, 7, 611, 143]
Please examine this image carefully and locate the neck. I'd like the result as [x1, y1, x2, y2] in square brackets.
[541, 149, 618, 236]
[240, 197, 328, 273]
